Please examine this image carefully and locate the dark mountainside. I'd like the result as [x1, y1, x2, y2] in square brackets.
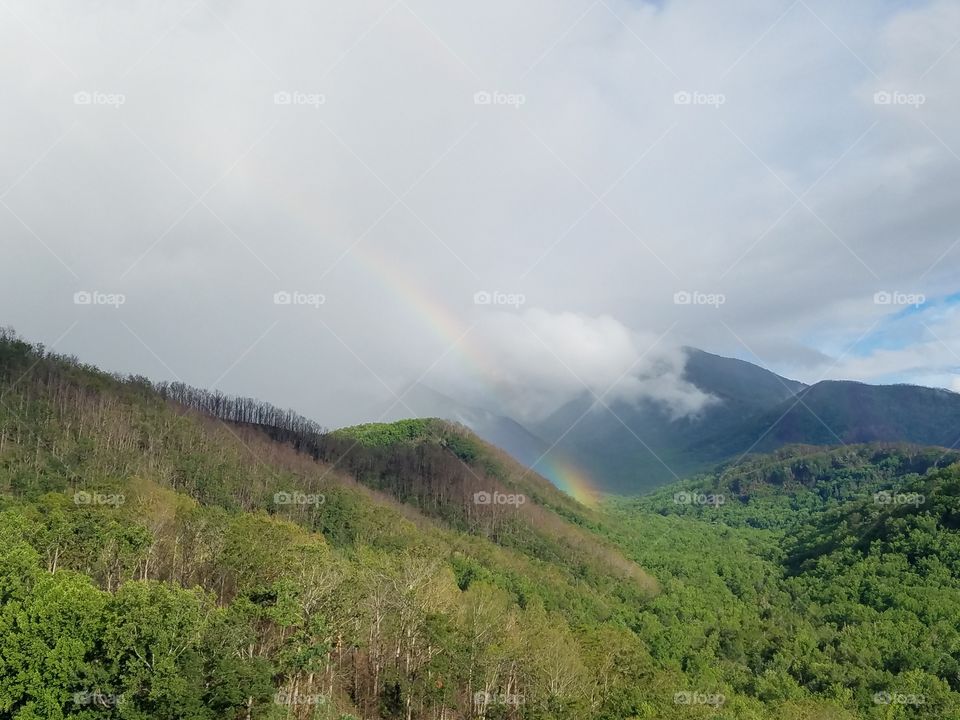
[724, 380, 960, 448]
[530, 348, 811, 491]
[419, 348, 960, 495]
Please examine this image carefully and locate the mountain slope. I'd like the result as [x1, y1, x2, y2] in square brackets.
[532, 348, 810, 493]
[527, 351, 960, 495]
[724, 380, 960, 450]
[373, 383, 555, 474]
[605, 444, 960, 718]
[682, 347, 807, 403]
[0, 329, 659, 720]
[369, 383, 595, 502]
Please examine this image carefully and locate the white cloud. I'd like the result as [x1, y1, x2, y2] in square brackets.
[819, 301, 960, 387]
[432, 309, 715, 422]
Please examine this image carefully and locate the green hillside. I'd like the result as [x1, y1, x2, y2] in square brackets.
[606, 444, 960, 719]
[0, 330, 657, 720]
[1, 330, 958, 718]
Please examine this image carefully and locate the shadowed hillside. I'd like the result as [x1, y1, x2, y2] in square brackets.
[527, 351, 960, 494]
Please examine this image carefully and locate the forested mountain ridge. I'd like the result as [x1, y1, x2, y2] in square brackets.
[0, 329, 658, 719]
[523, 350, 960, 494]
[529, 348, 814, 492]
[355, 350, 960, 498]
[631, 443, 960, 529]
[364, 384, 559, 485]
[605, 444, 960, 719]
[702, 381, 960, 453]
[1, 329, 959, 719]
[154, 383, 639, 584]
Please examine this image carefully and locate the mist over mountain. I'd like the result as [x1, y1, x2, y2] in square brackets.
[390, 348, 960, 494]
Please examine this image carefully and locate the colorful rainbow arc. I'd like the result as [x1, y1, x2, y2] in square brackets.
[529, 454, 600, 507]
[284, 204, 604, 507]
[353, 247, 603, 506]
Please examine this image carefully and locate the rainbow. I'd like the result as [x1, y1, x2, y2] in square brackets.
[529, 453, 600, 507]
[270, 186, 603, 506]
[351, 244, 481, 362]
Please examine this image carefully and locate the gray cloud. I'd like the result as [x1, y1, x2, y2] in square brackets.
[428, 309, 716, 423]
[2, 0, 958, 426]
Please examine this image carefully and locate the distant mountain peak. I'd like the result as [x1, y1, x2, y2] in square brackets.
[359, 350, 959, 497]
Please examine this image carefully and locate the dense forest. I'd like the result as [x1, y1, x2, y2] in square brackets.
[0, 329, 958, 718]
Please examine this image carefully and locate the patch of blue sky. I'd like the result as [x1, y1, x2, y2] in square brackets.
[852, 291, 960, 357]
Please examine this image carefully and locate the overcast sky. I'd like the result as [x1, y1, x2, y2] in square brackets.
[2, 0, 959, 427]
